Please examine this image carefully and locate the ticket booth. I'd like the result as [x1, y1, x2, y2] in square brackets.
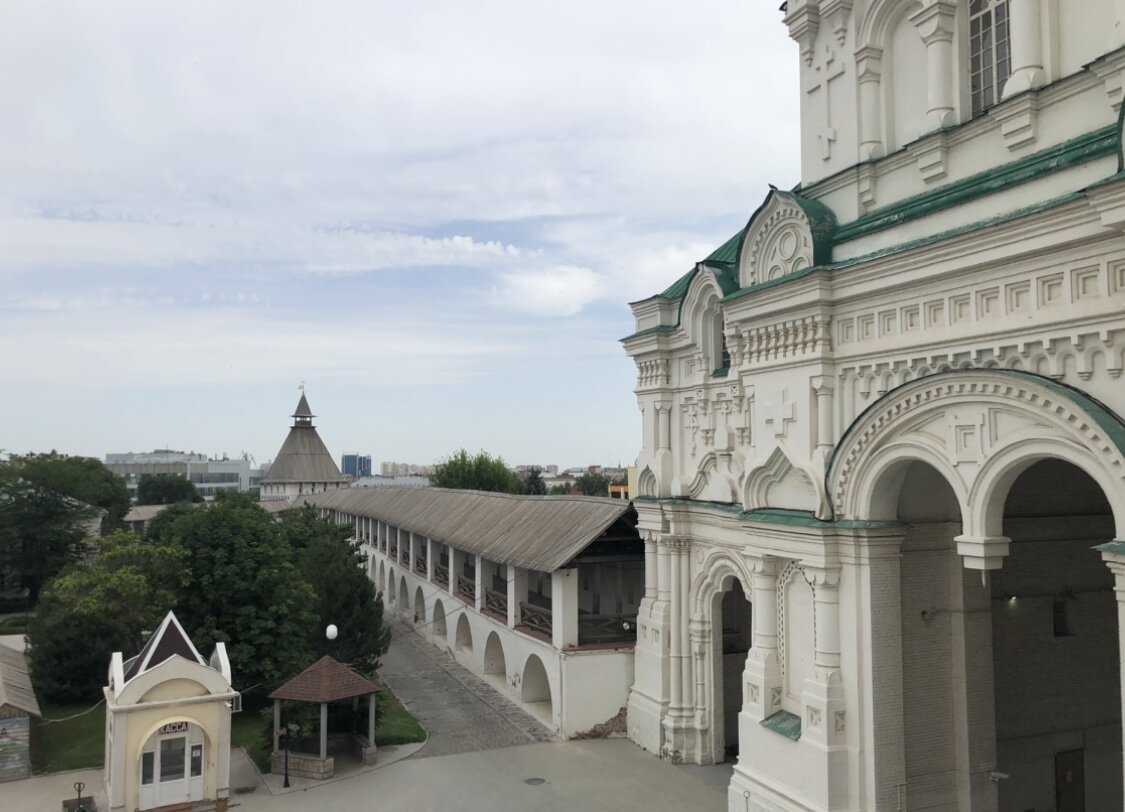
[104, 612, 238, 812]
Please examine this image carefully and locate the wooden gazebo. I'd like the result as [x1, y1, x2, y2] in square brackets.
[268, 656, 382, 779]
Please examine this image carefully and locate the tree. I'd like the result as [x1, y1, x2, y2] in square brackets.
[0, 465, 97, 602]
[137, 473, 203, 505]
[519, 467, 547, 495]
[161, 493, 316, 692]
[28, 530, 188, 703]
[575, 471, 612, 497]
[548, 483, 574, 496]
[430, 449, 519, 493]
[12, 452, 131, 531]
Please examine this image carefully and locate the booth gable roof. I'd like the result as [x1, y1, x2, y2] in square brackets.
[268, 656, 380, 703]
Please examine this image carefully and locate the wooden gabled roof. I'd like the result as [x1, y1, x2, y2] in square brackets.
[0, 645, 41, 717]
[269, 656, 381, 703]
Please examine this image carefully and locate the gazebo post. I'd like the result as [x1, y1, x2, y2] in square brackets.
[320, 702, 328, 761]
[273, 699, 281, 753]
[368, 692, 376, 743]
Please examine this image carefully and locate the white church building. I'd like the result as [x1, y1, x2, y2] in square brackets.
[621, 2, 1125, 810]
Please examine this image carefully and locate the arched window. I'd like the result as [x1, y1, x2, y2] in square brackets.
[969, 0, 1010, 115]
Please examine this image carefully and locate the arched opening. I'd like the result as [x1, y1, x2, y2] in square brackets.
[892, 461, 965, 811]
[710, 576, 752, 763]
[432, 600, 447, 640]
[387, 568, 396, 606]
[990, 459, 1120, 811]
[413, 586, 425, 624]
[399, 576, 409, 614]
[483, 632, 506, 685]
[377, 561, 385, 599]
[455, 613, 473, 653]
[521, 653, 552, 714]
[138, 721, 207, 810]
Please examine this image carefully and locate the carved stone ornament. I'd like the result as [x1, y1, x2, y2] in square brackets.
[739, 190, 835, 289]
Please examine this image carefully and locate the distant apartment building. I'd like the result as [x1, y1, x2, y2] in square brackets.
[341, 453, 372, 479]
[105, 450, 264, 501]
[379, 461, 435, 478]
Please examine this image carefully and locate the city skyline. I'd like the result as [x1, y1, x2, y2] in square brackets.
[0, 2, 800, 467]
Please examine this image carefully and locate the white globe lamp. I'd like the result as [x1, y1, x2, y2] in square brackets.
[326, 624, 338, 641]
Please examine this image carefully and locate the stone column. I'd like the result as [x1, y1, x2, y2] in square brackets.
[1100, 545, 1125, 804]
[656, 403, 672, 451]
[679, 543, 693, 712]
[811, 375, 836, 452]
[508, 565, 528, 628]
[657, 537, 672, 604]
[474, 555, 485, 612]
[801, 566, 845, 750]
[449, 548, 462, 597]
[426, 538, 435, 581]
[1002, 0, 1045, 97]
[856, 46, 883, 161]
[666, 539, 684, 716]
[950, 560, 999, 811]
[319, 702, 328, 761]
[551, 567, 579, 649]
[368, 693, 377, 743]
[644, 533, 658, 600]
[743, 556, 781, 721]
[273, 699, 281, 753]
[910, 0, 958, 130]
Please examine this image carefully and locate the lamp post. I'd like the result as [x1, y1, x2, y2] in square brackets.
[282, 721, 300, 788]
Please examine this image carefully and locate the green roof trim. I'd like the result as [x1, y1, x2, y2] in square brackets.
[659, 267, 698, 299]
[620, 324, 676, 342]
[834, 125, 1117, 244]
[704, 229, 745, 267]
[1094, 541, 1125, 555]
[634, 500, 900, 530]
[761, 710, 802, 741]
[711, 367, 731, 378]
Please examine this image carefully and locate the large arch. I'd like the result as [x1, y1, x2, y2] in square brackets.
[483, 632, 506, 677]
[829, 370, 1125, 542]
[413, 586, 426, 624]
[399, 576, 410, 614]
[387, 567, 396, 607]
[432, 599, 447, 640]
[377, 561, 385, 600]
[521, 653, 552, 706]
[455, 612, 473, 653]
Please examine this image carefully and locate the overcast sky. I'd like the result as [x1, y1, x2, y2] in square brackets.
[1, 1, 800, 471]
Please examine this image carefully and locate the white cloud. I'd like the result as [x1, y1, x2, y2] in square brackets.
[490, 265, 603, 317]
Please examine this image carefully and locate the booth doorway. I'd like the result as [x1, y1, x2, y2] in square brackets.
[139, 721, 204, 810]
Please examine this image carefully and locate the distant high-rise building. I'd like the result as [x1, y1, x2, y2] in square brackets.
[105, 450, 264, 501]
[341, 453, 372, 478]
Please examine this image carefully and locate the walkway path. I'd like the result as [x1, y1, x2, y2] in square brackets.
[379, 617, 555, 757]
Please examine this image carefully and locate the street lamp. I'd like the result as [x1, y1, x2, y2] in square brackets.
[282, 721, 300, 788]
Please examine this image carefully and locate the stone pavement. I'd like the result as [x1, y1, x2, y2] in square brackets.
[378, 617, 555, 757]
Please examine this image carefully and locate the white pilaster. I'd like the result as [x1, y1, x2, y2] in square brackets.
[551, 567, 579, 649]
[508, 565, 528, 628]
[909, 0, 958, 130]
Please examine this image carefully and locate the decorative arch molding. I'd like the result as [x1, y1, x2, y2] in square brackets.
[742, 445, 821, 513]
[690, 549, 755, 618]
[738, 190, 835, 288]
[857, 0, 923, 49]
[828, 370, 1125, 538]
[638, 466, 658, 498]
[686, 452, 738, 502]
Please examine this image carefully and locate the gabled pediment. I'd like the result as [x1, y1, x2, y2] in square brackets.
[738, 190, 836, 288]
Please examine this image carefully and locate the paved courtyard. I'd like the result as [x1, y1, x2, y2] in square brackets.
[379, 617, 555, 757]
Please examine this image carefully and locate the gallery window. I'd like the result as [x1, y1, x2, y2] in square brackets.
[969, 0, 1011, 115]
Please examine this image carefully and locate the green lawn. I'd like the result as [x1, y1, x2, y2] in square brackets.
[31, 703, 106, 773]
[230, 709, 272, 772]
[0, 614, 29, 634]
[373, 688, 426, 747]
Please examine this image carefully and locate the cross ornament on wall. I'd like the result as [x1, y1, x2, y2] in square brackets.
[803, 44, 847, 160]
[763, 393, 798, 438]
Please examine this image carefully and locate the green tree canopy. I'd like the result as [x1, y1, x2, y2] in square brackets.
[137, 473, 203, 505]
[28, 530, 188, 703]
[547, 482, 574, 496]
[12, 452, 131, 529]
[519, 467, 547, 495]
[0, 461, 97, 602]
[575, 471, 612, 497]
[430, 449, 519, 493]
[160, 493, 316, 693]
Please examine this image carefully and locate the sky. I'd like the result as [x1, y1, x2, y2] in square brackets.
[0, 1, 800, 471]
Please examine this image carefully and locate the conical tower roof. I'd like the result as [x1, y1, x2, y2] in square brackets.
[261, 394, 347, 485]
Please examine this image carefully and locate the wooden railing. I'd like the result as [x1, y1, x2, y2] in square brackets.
[519, 601, 552, 638]
[414, 557, 427, 576]
[433, 563, 449, 587]
[456, 574, 475, 603]
[579, 613, 639, 645]
[389, 543, 398, 559]
[483, 588, 508, 619]
[402, 549, 411, 568]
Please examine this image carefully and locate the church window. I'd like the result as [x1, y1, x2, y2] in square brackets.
[969, 0, 1011, 115]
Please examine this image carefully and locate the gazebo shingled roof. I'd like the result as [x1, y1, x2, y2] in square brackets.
[268, 655, 381, 704]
